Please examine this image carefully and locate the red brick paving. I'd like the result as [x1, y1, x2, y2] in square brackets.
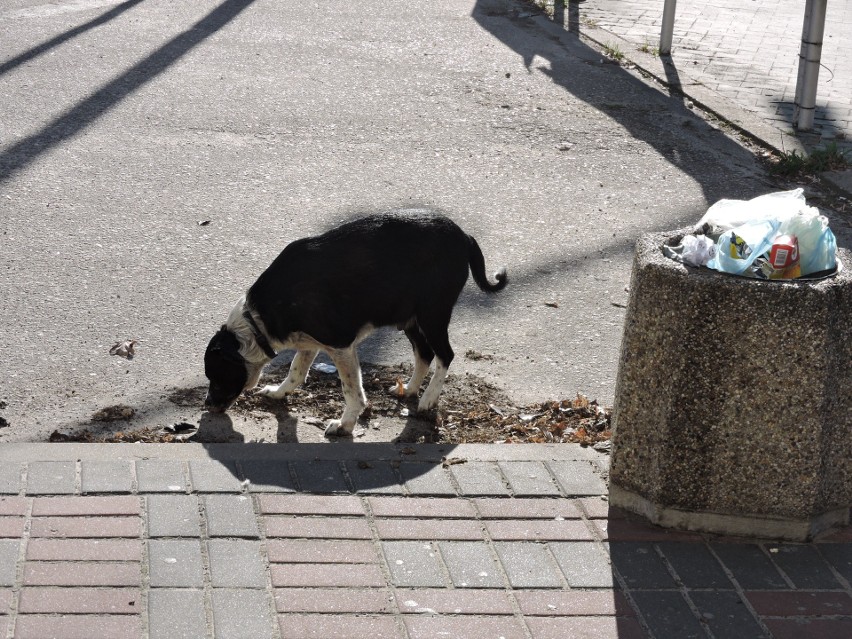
[746, 591, 852, 616]
[266, 539, 379, 564]
[17, 587, 141, 614]
[23, 562, 140, 587]
[263, 516, 372, 539]
[29, 516, 140, 538]
[395, 588, 515, 615]
[278, 614, 399, 639]
[25, 538, 142, 561]
[13, 614, 141, 639]
[374, 518, 484, 540]
[763, 618, 852, 639]
[270, 563, 386, 588]
[274, 588, 394, 614]
[0, 517, 25, 538]
[0, 460, 847, 639]
[474, 497, 583, 520]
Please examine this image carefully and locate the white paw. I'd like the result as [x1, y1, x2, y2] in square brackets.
[258, 384, 286, 399]
[324, 419, 354, 438]
[417, 396, 439, 412]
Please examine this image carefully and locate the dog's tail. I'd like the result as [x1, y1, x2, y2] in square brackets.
[467, 235, 508, 293]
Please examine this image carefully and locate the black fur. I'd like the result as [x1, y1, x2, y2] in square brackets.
[204, 210, 506, 425]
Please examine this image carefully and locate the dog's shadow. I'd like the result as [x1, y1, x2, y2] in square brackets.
[197, 412, 245, 442]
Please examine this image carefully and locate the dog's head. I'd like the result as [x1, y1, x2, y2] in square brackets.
[204, 326, 261, 412]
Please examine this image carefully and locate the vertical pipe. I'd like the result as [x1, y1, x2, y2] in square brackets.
[660, 0, 678, 55]
[796, 0, 828, 131]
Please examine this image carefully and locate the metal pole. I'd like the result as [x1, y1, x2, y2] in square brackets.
[795, 0, 828, 131]
[660, 0, 677, 55]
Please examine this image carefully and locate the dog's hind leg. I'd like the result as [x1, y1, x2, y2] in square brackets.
[324, 347, 367, 437]
[390, 325, 434, 398]
[415, 316, 454, 412]
[259, 349, 318, 398]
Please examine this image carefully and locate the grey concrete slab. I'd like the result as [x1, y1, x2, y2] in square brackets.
[382, 541, 448, 588]
[498, 461, 561, 497]
[204, 494, 259, 538]
[239, 460, 295, 493]
[710, 543, 789, 590]
[148, 589, 209, 639]
[494, 542, 565, 588]
[148, 539, 205, 588]
[689, 591, 770, 639]
[438, 541, 505, 588]
[147, 494, 201, 538]
[547, 460, 607, 496]
[25, 461, 75, 495]
[818, 543, 852, 585]
[609, 542, 677, 590]
[450, 462, 511, 497]
[80, 460, 133, 493]
[549, 541, 615, 588]
[657, 542, 733, 590]
[345, 460, 404, 495]
[292, 460, 350, 494]
[207, 539, 268, 588]
[211, 589, 277, 639]
[136, 460, 188, 494]
[0, 540, 19, 587]
[399, 462, 458, 497]
[188, 460, 243, 493]
[764, 544, 843, 589]
[0, 463, 21, 495]
[631, 591, 707, 639]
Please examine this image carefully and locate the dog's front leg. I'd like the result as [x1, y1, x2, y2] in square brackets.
[324, 347, 367, 437]
[258, 349, 318, 398]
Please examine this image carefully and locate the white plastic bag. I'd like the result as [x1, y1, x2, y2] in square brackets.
[699, 189, 837, 277]
[708, 219, 780, 275]
[695, 189, 809, 235]
[778, 211, 837, 276]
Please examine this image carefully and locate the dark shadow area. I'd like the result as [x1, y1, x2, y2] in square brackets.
[0, 0, 146, 78]
[0, 0, 257, 184]
[472, 0, 769, 204]
[197, 411, 245, 443]
[605, 505, 852, 638]
[201, 441, 460, 494]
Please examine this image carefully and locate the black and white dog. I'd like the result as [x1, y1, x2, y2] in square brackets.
[204, 210, 507, 437]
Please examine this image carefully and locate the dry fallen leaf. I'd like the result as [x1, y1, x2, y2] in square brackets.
[394, 377, 406, 398]
[109, 339, 138, 359]
[442, 457, 467, 467]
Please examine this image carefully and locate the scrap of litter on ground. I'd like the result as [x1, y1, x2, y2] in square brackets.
[49, 363, 611, 449]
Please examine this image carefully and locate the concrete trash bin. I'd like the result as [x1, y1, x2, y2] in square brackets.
[609, 230, 852, 541]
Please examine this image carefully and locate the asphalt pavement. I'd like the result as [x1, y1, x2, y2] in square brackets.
[0, 0, 810, 442]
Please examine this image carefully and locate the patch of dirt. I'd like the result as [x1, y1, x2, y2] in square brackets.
[48, 363, 611, 448]
[91, 404, 136, 422]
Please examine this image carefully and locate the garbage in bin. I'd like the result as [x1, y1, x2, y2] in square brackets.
[671, 189, 838, 279]
[662, 234, 717, 267]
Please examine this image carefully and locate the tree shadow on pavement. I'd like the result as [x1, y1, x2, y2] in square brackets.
[0, 0, 258, 184]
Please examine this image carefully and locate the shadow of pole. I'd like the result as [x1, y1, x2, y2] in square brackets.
[0, 0, 146, 78]
[471, 0, 768, 204]
[0, 0, 258, 184]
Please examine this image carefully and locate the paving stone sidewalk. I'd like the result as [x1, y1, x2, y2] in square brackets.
[0, 444, 849, 638]
[573, 0, 852, 148]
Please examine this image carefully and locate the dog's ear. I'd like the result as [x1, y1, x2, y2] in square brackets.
[205, 328, 244, 365]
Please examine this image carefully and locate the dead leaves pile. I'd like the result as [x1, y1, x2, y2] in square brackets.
[439, 393, 611, 448]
